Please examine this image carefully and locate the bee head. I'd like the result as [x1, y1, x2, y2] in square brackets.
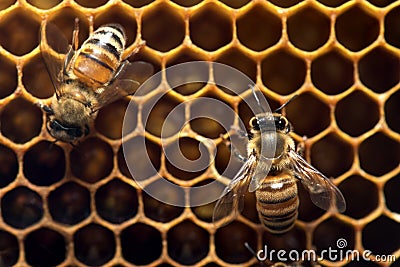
[249, 114, 291, 134]
[46, 119, 89, 143]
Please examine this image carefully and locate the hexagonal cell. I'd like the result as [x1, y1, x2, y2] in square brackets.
[0, 54, 17, 99]
[314, 218, 355, 256]
[268, 0, 302, 8]
[241, 190, 260, 224]
[190, 179, 226, 222]
[363, 216, 400, 255]
[95, 99, 131, 139]
[122, 0, 154, 8]
[189, 3, 233, 51]
[48, 182, 91, 225]
[385, 6, 400, 48]
[143, 93, 185, 137]
[261, 49, 306, 95]
[214, 48, 257, 94]
[189, 92, 233, 139]
[165, 137, 210, 180]
[70, 137, 113, 183]
[384, 174, 400, 213]
[287, 7, 330, 51]
[286, 93, 330, 137]
[23, 141, 65, 186]
[0, 144, 18, 188]
[142, 3, 185, 52]
[95, 179, 138, 223]
[167, 220, 209, 265]
[191, 118, 225, 139]
[335, 90, 379, 137]
[218, 0, 250, 8]
[171, 0, 202, 7]
[317, 0, 349, 7]
[359, 47, 400, 93]
[166, 50, 208, 95]
[335, 5, 379, 51]
[1, 186, 43, 229]
[359, 132, 400, 176]
[297, 184, 325, 222]
[24, 228, 66, 266]
[340, 175, 378, 219]
[143, 179, 184, 222]
[74, 223, 116, 266]
[0, 230, 18, 267]
[0, 97, 42, 144]
[215, 221, 257, 263]
[22, 54, 54, 99]
[236, 4, 281, 51]
[311, 133, 354, 177]
[121, 223, 162, 265]
[311, 49, 354, 95]
[118, 136, 161, 180]
[75, 0, 108, 8]
[27, 0, 61, 9]
[368, 0, 395, 7]
[0, 0, 15, 10]
[262, 226, 306, 263]
[385, 89, 400, 133]
[0, 9, 40, 56]
[94, 6, 137, 47]
[47, 8, 89, 48]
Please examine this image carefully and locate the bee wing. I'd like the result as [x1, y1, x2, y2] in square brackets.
[288, 149, 346, 213]
[248, 156, 273, 192]
[90, 61, 154, 112]
[40, 19, 71, 96]
[212, 153, 258, 226]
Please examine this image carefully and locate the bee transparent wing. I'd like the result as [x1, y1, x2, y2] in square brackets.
[248, 156, 272, 192]
[212, 153, 258, 226]
[288, 149, 346, 212]
[40, 19, 71, 95]
[91, 61, 154, 112]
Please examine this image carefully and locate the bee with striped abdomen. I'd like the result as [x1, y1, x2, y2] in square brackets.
[213, 88, 346, 234]
[39, 18, 153, 143]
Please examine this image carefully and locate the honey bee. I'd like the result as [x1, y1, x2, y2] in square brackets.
[39, 18, 153, 143]
[213, 88, 346, 234]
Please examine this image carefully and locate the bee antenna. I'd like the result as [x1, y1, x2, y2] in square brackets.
[274, 94, 298, 113]
[244, 242, 267, 266]
[250, 85, 267, 113]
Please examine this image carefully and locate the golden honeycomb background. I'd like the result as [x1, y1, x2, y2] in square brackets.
[0, 0, 400, 266]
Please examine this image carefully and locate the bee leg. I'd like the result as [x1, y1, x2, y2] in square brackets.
[220, 134, 247, 163]
[296, 135, 308, 157]
[37, 102, 54, 115]
[112, 60, 129, 82]
[72, 18, 80, 51]
[230, 125, 248, 139]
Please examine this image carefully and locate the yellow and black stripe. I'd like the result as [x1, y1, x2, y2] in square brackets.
[73, 24, 126, 86]
[255, 175, 299, 234]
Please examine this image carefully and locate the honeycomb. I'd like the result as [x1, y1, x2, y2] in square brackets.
[0, 0, 399, 266]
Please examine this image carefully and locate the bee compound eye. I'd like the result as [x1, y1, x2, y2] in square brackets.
[276, 117, 287, 131]
[250, 117, 259, 130]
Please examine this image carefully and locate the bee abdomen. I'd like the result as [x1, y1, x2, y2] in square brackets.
[73, 24, 126, 85]
[256, 178, 299, 234]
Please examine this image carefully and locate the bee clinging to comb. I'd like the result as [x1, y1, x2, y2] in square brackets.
[39, 18, 153, 143]
[213, 87, 346, 234]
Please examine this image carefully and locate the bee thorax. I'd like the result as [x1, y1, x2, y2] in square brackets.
[52, 97, 90, 126]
